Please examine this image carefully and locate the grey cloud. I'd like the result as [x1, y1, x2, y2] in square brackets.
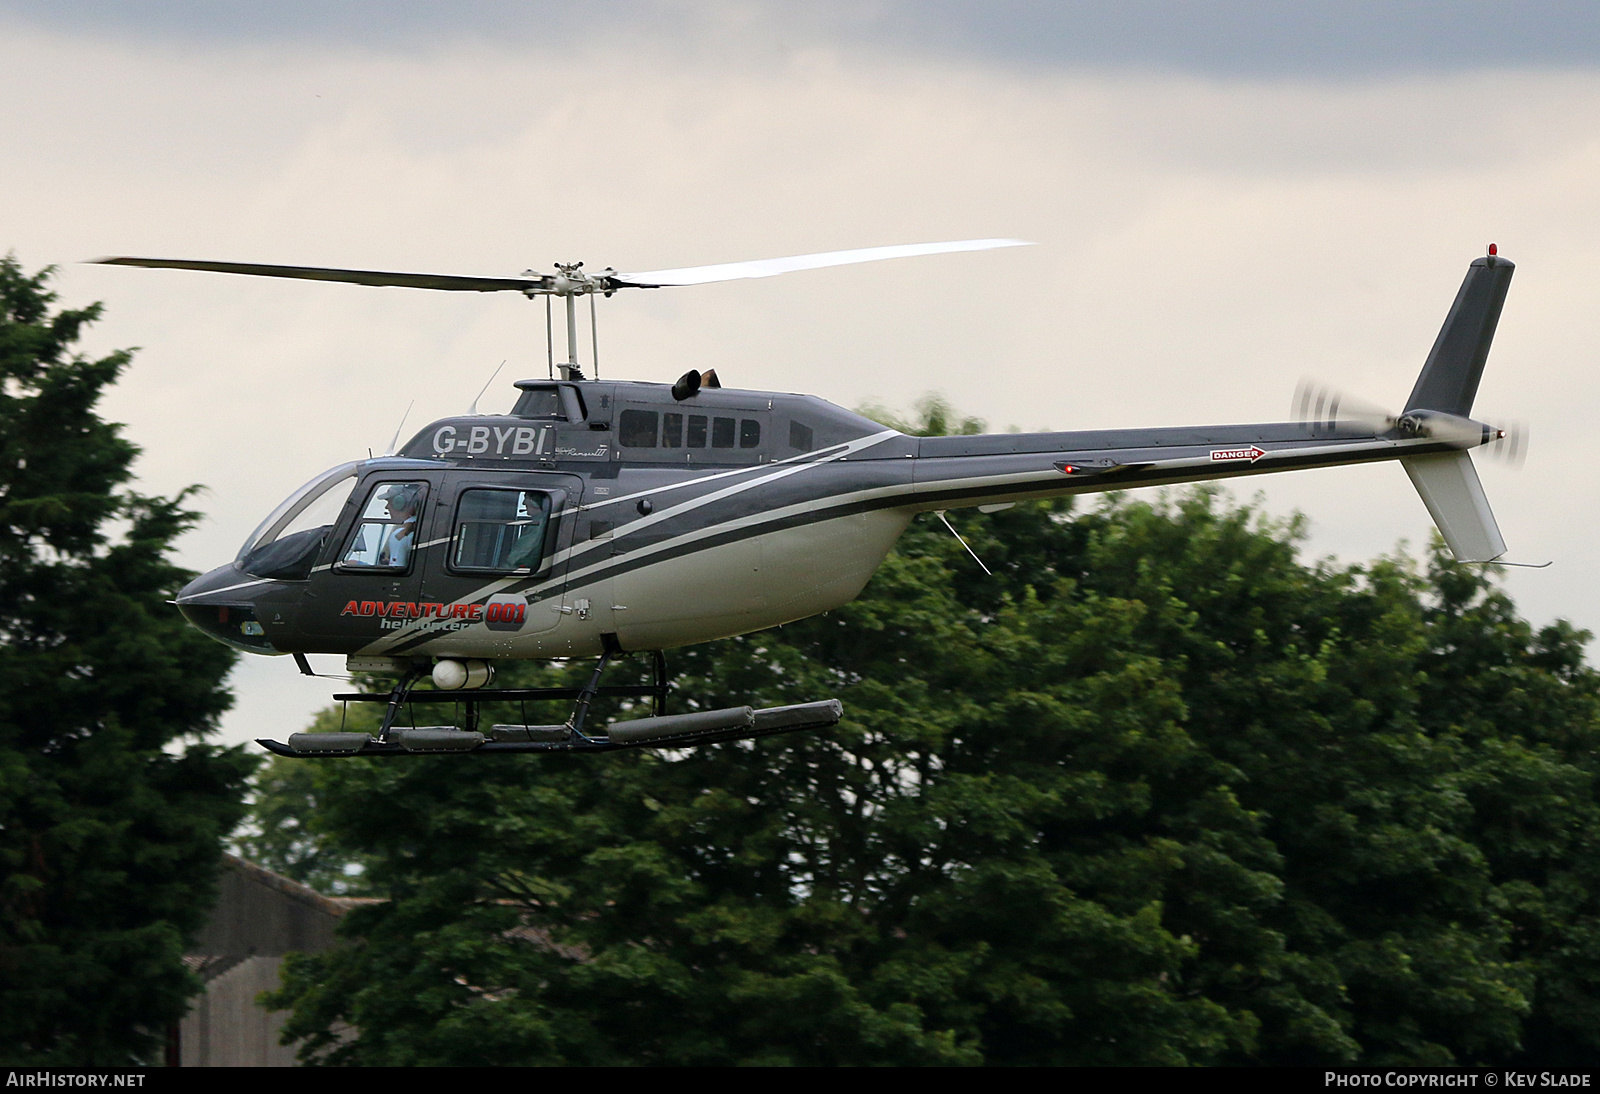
[4, 0, 1599, 76]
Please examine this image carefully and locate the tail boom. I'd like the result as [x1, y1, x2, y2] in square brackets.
[899, 252, 1517, 562]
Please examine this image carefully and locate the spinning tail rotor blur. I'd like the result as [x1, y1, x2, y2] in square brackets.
[1293, 378, 1526, 465]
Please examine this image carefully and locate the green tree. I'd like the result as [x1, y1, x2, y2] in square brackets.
[0, 257, 258, 1065]
[1061, 495, 1534, 1064]
[234, 752, 378, 896]
[261, 401, 1600, 1066]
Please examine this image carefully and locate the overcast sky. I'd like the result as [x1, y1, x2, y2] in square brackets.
[4, 2, 1598, 747]
[10, 1, 1600, 73]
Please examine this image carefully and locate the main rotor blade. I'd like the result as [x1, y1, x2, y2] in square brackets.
[613, 238, 1034, 288]
[92, 238, 1035, 294]
[89, 256, 542, 293]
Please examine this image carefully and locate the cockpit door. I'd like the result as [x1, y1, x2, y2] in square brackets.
[297, 470, 441, 644]
[421, 472, 586, 640]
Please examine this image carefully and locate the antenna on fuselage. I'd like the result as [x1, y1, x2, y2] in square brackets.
[935, 511, 992, 575]
[383, 400, 414, 456]
[469, 361, 506, 415]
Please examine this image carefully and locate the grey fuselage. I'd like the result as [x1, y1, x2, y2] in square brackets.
[175, 375, 1473, 664]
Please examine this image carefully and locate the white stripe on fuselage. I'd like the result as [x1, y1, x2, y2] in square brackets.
[555, 438, 864, 520]
[175, 576, 274, 603]
[552, 430, 901, 572]
[359, 432, 1439, 655]
[359, 429, 903, 652]
[560, 436, 1443, 599]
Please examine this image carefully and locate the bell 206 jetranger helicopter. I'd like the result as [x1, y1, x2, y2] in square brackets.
[95, 240, 1521, 758]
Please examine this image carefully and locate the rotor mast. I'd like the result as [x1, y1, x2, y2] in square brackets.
[528, 261, 616, 380]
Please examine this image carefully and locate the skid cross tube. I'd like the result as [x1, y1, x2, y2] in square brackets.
[331, 684, 662, 703]
[334, 646, 671, 737]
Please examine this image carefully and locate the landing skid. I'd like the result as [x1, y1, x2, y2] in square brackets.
[258, 648, 843, 758]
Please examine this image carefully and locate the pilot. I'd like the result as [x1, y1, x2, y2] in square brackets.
[376, 483, 422, 568]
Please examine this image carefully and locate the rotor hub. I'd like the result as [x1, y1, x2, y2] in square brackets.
[527, 262, 620, 299]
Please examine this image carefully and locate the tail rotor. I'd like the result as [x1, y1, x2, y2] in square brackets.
[1293, 378, 1527, 466]
[1484, 419, 1529, 468]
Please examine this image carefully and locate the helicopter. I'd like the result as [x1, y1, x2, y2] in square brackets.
[93, 240, 1521, 758]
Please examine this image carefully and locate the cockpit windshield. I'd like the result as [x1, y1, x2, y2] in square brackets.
[236, 461, 362, 565]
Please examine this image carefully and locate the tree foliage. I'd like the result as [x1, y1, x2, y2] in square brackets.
[0, 257, 257, 1065]
[259, 403, 1600, 1066]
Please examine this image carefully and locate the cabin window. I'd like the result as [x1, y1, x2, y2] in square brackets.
[451, 489, 553, 573]
[789, 421, 813, 452]
[662, 412, 684, 447]
[340, 481, 428, 572]
[619, 409, 659, 448]
[678, 414, 763, 454]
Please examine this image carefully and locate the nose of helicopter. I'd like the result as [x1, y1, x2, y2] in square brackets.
[175, 563, 279, 654]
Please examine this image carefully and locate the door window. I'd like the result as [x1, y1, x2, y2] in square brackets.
[339, 482, 428, 572]
[451, 489, 554, 573]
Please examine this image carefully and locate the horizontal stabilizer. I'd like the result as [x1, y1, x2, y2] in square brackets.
[1402, 451, 1506, 562]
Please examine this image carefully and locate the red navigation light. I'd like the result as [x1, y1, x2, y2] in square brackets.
[1488, 243, 1498, 256]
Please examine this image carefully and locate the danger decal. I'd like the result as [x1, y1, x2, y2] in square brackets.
[1209, 445, 1267, 464]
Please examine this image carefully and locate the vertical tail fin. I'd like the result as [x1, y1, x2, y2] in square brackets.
[1403, 252, 1514, 416]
